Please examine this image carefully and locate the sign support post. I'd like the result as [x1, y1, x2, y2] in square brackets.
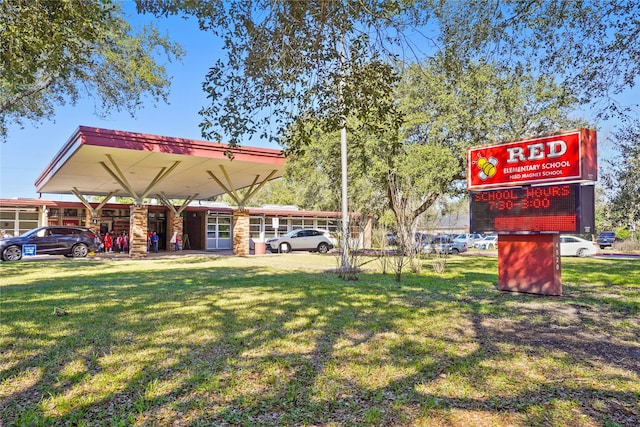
[497, 234, 562, 296]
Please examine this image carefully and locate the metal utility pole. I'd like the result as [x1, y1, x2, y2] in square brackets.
[339, 38, 350, 269]
[341, 114, 349, 269]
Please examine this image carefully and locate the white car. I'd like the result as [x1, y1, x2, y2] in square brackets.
[267, 228, 337, 253]
[453, 233, 484, 247]
[560, 235, 598, 257]
[474, 235, 498, 249]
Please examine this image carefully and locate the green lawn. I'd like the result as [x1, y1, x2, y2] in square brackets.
[1, 254, 638, 426]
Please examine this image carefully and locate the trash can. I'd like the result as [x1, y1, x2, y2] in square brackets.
[254, 240, 266, 255]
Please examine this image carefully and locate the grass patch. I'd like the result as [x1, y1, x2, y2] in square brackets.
[1, 254, 638, 426]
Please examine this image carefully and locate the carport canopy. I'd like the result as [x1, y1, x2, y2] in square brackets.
[35, 126, 285, 204]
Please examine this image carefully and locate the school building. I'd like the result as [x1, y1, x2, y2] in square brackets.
[0, 126, 366, 256]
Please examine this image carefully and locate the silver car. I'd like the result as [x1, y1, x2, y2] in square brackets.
[453, 233, 483, 247]
[422, 236, 467, 255]
[267, 228, 337, 254]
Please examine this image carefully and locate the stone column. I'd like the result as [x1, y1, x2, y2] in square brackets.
[85, 209, 101, 234]
[168, 210, 184, 251]
[232, 209, 250, 256]
[130, 205, 148, 258]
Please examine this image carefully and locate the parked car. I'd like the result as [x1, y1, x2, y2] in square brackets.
[385, 232, 397, 246]
[0, 226, 98, 261]
[415, 233, 433, 244]
[266, 228, 337, 253]
[423, 235, 467, 254]
[453, 233, 484, 247]
[596, 231, 617, 249]
[560, 235, 598, 257]
[474, 235, 498, 250]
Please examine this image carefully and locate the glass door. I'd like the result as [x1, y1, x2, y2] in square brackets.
[206, 214, 232, 250]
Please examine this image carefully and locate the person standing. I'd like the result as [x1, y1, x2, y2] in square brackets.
[170, 231, 180, 251]
[150, 231, 159, 253]
[116, 233, 123, 252]
[104, 232, 113, 253]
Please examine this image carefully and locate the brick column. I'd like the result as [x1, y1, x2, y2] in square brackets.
[85, 209, 101, 234]
[233, 209, 250, 256]
[168, 210, 184, 251]
[130, 205, 148, 258]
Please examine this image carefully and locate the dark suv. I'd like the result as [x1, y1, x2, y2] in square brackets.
[0, 226, 98, 261]
[596, 231, 617, 249]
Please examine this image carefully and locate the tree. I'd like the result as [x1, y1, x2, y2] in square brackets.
[601, 123, 640, 235]
[387, 59, 585, 272]
[432, 0, 640, 123]
[137, 0, 426, 148]
[136, 0, 638, 147]
[136, 0, 636, 273]
[0, 0, 184, 140]
[279, 57, 584, 280]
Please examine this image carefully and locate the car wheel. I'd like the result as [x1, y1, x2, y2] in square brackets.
[577, 248, 588, 257]
[317, 242, 329, 254]
[279, 242, 291, 253]
[488, 243, 495, 250]
[72, 243, 89, 258]
[2, 245, 22, 261]
[451, 248, 459, 255]
[599, 245, 605, 249]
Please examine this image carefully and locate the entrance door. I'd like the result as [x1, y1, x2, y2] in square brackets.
[100, 221, 112, 235]
[148, 212, 167, 251]
[206, 214, 232, 250]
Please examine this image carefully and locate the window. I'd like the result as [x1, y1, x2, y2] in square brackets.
[52, 228, 76, 236]
[316, 218, 339, 233]
[207, 215, 232, 238]
[249, 217, 263, 238]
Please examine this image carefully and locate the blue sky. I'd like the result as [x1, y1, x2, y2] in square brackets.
[0, 3, 632, 200]
[0, 4, 279, 200]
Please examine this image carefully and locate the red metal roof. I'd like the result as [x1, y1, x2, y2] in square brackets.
[35, 126, 285, 200]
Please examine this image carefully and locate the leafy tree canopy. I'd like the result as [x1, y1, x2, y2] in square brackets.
[434, 0, 640, 121]
[602, 123, 640, 228]
[276, 57, 584, 235]
[137, 0, 638, 148]
[0, 0, 184, 140]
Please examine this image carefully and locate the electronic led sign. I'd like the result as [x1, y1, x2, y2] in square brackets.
[470, 184, 595, 233]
